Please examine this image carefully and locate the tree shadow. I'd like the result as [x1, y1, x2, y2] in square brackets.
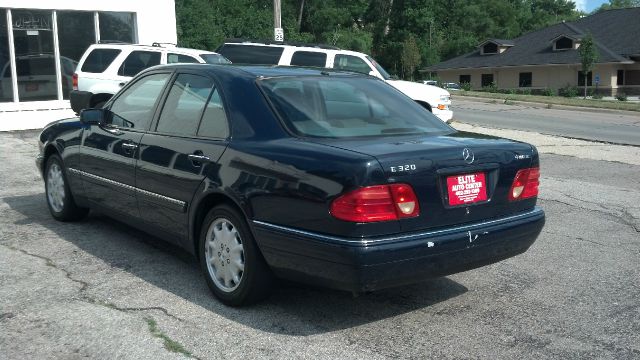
[4, 193, 468, 335]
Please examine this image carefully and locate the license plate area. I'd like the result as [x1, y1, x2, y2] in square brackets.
[446, 172, 488, 206]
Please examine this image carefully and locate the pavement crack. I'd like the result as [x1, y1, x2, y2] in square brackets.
[86, 298, 184, 322]
[1, 243, 89, 292]
[540, 198, 640, 234]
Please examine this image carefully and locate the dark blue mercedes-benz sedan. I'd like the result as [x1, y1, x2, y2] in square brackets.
[36, 64, 544, 306]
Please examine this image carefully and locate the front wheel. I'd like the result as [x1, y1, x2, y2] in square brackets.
[44, 154, 88, 221]
[199, 205, 273, 306]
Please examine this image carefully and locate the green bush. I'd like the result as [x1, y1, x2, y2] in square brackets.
[540, 88, 554, 96]
[460, 82, 471, 91]
[482, 82, 498, 93]
[558, 85, 579, 98]
[519, 88, 532, 95]
[591, 93, 603, 100]
[616, 93, 628, 101]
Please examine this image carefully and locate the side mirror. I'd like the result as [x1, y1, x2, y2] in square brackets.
[80, 108, 105, 125]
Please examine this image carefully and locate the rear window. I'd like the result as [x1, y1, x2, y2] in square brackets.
[290, 51, 327, 67]
[216, 44, 283, 65]
[260, 77, 452, 138]
[167, 53, 200, 64]
[81, 48, 121, 73]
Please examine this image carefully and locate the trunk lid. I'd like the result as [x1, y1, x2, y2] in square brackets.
[311, 131, 538, 232]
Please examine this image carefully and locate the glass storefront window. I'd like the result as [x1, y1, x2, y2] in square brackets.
[12, 9, 58, 101]
[0, 9, 14, 102]
[99, 12, 135, 43]
[57, 11, 95, 99]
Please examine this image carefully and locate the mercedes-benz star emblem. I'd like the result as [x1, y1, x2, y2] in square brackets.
[462, 148, 474, 164]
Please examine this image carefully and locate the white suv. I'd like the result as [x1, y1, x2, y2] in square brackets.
[70, 43, 230, 113]
[216, 40, 453, 122]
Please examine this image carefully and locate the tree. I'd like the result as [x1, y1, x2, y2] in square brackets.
[595, 0, 640, 12]
[401, 35, 421, 80]
[578, 33, 599, 99]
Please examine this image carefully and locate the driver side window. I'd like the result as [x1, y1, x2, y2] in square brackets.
[108, 73, 171, 129]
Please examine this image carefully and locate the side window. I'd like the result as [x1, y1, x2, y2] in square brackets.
[290, 51, 327, 67]
[108, 73, 170, 129]
[198, 88, 229, 138]
[118, 51, 162, 77]
[167, 53, 200, 64]
[80, 48, 121, 73]
[333, 55, 372, 74]
[156, 74, 214, 136]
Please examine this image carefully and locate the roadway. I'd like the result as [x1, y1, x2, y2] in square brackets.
[452, 97, 640, 146]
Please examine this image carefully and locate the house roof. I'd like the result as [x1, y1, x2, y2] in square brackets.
[479, 39, 515, 47]
[426, 7, 639, 71]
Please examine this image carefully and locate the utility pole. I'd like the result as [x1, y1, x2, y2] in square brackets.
[274, 0, 283, 42]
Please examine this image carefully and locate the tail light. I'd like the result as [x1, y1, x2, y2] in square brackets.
[330, 184, 420, 222]
[509, 167, 540, 201]
[72, 73, 78, 90]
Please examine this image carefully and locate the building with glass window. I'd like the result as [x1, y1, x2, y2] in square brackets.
[0, 0, 177, 130]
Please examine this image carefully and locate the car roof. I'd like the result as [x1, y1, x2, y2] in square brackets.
[88, 43, 220, 55]
[145, 63, 373, 79]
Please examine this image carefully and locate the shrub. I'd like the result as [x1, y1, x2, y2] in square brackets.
[591, 93, 603, 100]
[558, 85, 579, 98]
[520, 88, 532, 95]
[616, 93, 628, 101]
[540, 88, 555, 96]
[460, 82, 471, 91]
[482, 82, 498, 93]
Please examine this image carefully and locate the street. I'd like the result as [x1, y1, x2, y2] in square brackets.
[453, 97, 640, 146]
[1, 108, 639, 359]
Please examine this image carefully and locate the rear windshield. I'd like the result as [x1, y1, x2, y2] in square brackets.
[200, 53, 231, 64]
[216, 44, 283, 65]
[81, 48, 121, 73]
[260, 76, 453, 138]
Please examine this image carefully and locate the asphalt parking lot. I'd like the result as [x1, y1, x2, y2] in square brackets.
[1, 123, 639, 359]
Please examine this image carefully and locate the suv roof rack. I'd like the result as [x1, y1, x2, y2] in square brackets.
[98, 40, 131, 45]
[221, 38, 341, 50]
[152, 42, 177, 48]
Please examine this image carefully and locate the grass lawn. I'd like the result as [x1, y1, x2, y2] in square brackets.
[454, 91, 640, 112]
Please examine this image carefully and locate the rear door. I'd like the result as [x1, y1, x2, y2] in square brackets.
[78, 71, 172, 217]
[135, 72, 229, 240]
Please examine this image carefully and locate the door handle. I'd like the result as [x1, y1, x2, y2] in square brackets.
[122, 143, 138, 150]
[188, 153, 211, 166]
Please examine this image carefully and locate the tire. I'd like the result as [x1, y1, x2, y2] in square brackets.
[44, 154, 89, 221]
[199, 205, 273, 306]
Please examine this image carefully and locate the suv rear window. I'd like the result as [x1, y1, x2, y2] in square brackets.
[81, 48, 121, 73]
[118, 51, 162, 77]
[216, 44, 283, 65]
[260, 77, 451, 138]
[290, 51, 327, 67]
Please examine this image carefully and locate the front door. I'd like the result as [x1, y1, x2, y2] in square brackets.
[78, 71, 172, 218]
[135, 73, 230, 240]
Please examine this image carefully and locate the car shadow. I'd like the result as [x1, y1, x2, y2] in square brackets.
[4, 193, 469, 335]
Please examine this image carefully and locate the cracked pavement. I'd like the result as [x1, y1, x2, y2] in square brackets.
[1, 126, 639, 359]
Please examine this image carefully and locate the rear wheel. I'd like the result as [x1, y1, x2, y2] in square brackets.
[44, 154, 88, 221]
[199, 205, 273, 306]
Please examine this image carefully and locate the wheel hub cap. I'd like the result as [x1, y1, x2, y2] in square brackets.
[204, 218, 244, 292]
[47, 163, 65, 213]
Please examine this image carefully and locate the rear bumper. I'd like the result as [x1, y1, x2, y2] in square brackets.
[252, 207, 544, 292]
[69, 90, 93, 114]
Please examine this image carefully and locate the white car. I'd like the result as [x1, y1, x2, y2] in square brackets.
[217, 41, 453, 123]
[70, 43, 230, 113]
